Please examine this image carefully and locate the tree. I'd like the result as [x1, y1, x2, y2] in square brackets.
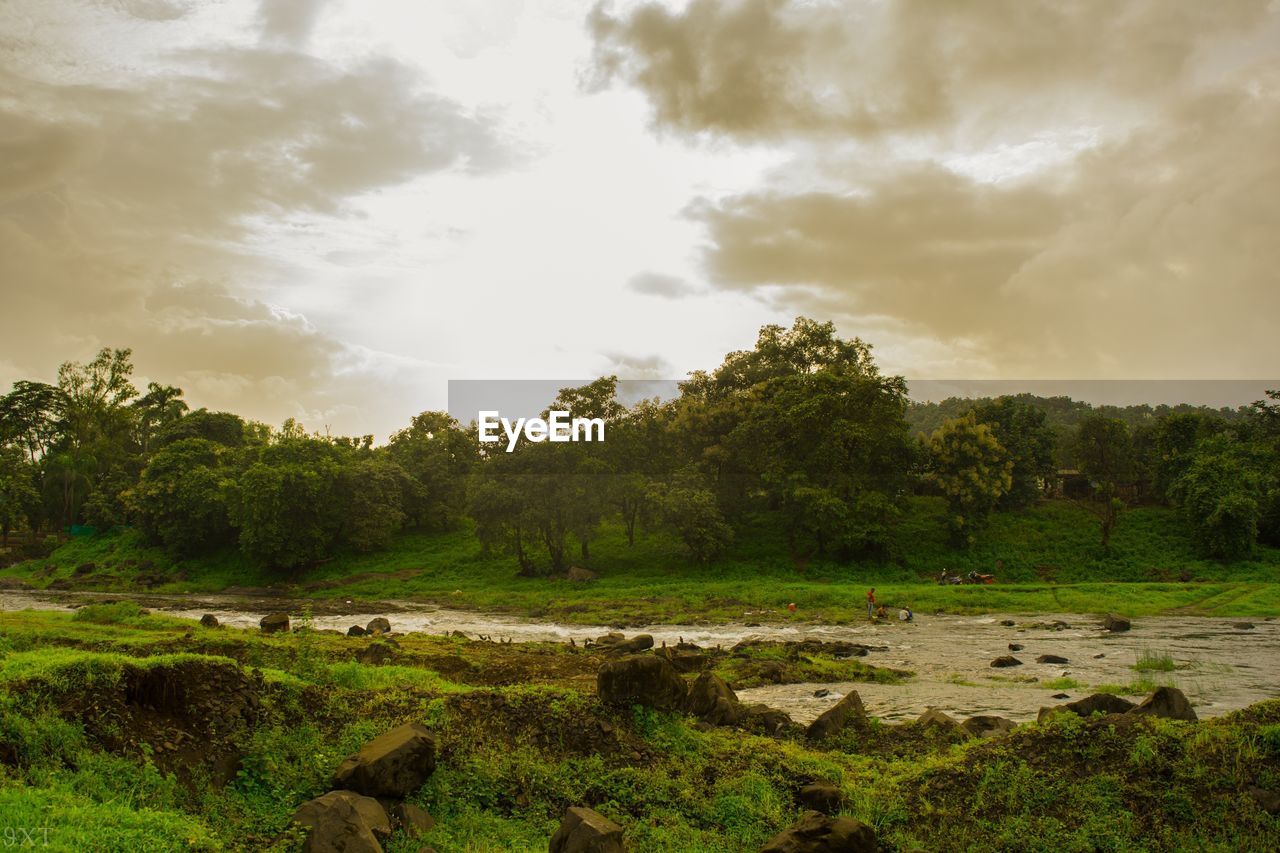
[336, 457, 412, 552]
[157, 409, 247, 449]
[132, 382, 189, 454]
[971, 398, 1056, 509]
[0, 381, 61, 463]
[129, 438, 234, 556]
[0, 446, 39, 546]
[386, 411, 474, 531]
[224, 437, 344, 570]
[1074, 416, 1135, 550]
[647, 469, 733, 562]
[927, 412, 1013, 547]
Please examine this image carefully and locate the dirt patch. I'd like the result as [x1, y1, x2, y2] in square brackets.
[34, 658, 263, 786]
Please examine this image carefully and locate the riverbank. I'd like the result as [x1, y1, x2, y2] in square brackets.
[1, 604, 1277, 850]
[4, 499, 1280, 625]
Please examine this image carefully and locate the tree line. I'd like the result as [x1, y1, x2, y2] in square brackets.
[2, 319, 1277, 572]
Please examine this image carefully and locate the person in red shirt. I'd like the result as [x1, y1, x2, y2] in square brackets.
[866, 588, 876, 621]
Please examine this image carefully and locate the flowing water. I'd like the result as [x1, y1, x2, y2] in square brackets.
[3, 590, 1276, 725]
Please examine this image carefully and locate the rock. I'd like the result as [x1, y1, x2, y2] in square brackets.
[685, 672, 743, 726]
[566, 566, 598, 582]
[797, 783, 846, 815]
[593, 632, 625, 645]
[1249, 785, 1280, 815]
[597, 655, 688, 711]
[999, 619, 1016, 626]
[1036, 654, 1069, 664]
[290, 790, 389, 853]
[813, 689, 830, 698]
[1129, 686, 1197, 722]
[1037, 693, 1135, 722]
[389, 802, 434, 838]
[366, 617, 391, 635]
[348, 625, 368, 637]
[1051, 693, 1071, 699]
[612, 634, 655, 654]
[742, 704, 795, 736]
[549, 806, 625, 853]
[760, 810, 877, 853]
[961, 715, 1015, 738]
[806, 691, 867, 740]
[260, 613, 290, 633]
[332, 723, 437, 799]
[1102, 613, 1131, 632]
[1008, 643, 1024, 652]
[655, 647, 706, 673]
[1233, 622, 1256, 630]
[1093, 653, 1106, 659]
[990, 655, 1022, 668]
[357, 643, 395, 665]
[917, 708, 965, 732]
[199, 614, 219, 628]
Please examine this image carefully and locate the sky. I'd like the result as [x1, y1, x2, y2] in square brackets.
[2, 0, 1278, 439]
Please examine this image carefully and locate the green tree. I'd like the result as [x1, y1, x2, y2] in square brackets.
[1074, 416, 1135, 550]
[1169, 439, 1261, 560]
[971, 398, 1056, 509]
[129, 438, 234, 556]
[646, 469, 733, 563]
[0, 446, 39, 546]
[927, 412, 1013, 547]
[386, 411, 474, 530]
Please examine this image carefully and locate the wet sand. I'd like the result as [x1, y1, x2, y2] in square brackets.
[4, 590, 1276, 724]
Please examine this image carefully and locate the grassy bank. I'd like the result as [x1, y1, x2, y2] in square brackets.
[0, 608, 1277, 850]
[4, 498, 1279, 623]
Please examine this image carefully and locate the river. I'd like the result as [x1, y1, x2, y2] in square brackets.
[3, 590, 1275, 725]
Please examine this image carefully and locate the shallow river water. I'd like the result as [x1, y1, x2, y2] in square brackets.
[3, 590, 1276, 725]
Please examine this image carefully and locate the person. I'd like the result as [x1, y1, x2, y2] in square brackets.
[866, 587, 876, 620]
[898, 606, 913, 622]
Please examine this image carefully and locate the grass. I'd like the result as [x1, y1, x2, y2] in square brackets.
[6, 497, 1280, 625]
[1, 608, 1278, 850]
[1134, 649, 1179, 673]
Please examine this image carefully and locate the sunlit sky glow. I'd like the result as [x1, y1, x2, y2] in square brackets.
[2, 0, 1278, 438]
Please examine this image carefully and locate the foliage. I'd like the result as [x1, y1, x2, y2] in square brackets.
[927, 412, 1013, 547]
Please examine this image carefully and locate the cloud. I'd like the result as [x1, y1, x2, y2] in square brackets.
[692, 75, 1280, 376]
[588, 0, 1271, 141]
[0, 2, 509, 436]
[257, 0, 330, 46]
[626, 270, 700, 298]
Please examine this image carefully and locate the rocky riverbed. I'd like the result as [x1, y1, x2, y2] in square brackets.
[3, 589, 1277, 724]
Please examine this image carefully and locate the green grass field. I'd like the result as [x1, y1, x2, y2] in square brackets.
[4, 497, 1278, 623]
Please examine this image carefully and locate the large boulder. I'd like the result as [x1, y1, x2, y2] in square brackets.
[610, 635, 655, 654]
[917, 709, 965, 733]
[348, 625, 368, 637]
[759, 810, 877, 853]
[199, 614, 220, 628]
[332, 723, 437, 798]
[597, 655, 687, 711]
[685, 672, 743, 726]
[1036, 654, 1069, 664]
[1038, 693, 1135, 723]
[388, 802, 434, 838]
[366, 617, 391, 635]
[1129, 686, 1197, 722]
[961, 715, 1015, 738]
[797, 783, 847, 815]
[290, 790, 389, 853]
[260, 613, 290, 633]
[806, 691, 867, 741]
[549, 806, 626, 853]
[990, 656, 1022, 668]
[742, 704, 795, 737]
[655, 647, 707, 673]
[1102, 613, 1131, 632]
